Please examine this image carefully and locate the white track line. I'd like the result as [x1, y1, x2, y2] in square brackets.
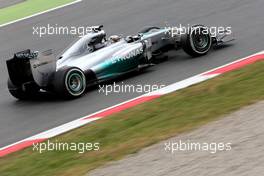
[0, 0, 82, 28]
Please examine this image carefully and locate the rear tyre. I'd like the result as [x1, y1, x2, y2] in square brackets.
[53, 67, 86, 98]
[181, 25, 212, 57]
[7, 78, 38, 100]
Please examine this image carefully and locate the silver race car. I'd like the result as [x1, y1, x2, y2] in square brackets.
[6, 25, 233, 99]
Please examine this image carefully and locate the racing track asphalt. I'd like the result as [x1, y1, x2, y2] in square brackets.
[0, 0, 264, 148]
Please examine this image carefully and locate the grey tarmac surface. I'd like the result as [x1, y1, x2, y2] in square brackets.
[89, 101, 264, 176]
[0, 0, 264, 148]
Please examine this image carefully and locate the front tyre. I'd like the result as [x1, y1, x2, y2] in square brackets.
[181, 25, 212, 57]
[54, 67, 86, 98]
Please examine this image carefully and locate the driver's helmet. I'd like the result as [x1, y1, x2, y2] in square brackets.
[109, 35, 121, 43]
[125, 35, 134, 43]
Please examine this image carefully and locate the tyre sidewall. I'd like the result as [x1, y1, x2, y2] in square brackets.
[54, 67, 86, 98]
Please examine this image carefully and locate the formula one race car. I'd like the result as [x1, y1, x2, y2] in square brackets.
[6, 25, 233, 99]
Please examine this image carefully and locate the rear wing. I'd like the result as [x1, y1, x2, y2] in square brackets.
[6, 49, 56, 87]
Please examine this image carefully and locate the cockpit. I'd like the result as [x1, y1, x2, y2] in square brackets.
[61, 30, 107, 59]
[60, 25, 142, 59]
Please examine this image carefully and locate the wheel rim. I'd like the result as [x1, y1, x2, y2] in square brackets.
[65, 69, 86, 96]
[193, 32, 209, 49]
[190, 27, 212, 54]
[68, 73, 82, 92]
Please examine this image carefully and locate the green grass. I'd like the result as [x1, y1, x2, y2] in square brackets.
[0, 61, 264, 176]
[0, 0, 76, 25]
